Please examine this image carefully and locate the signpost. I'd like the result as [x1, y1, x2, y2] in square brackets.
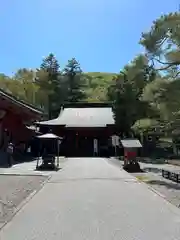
[57, 139, 61, 167]
[111, 135, 119, 157]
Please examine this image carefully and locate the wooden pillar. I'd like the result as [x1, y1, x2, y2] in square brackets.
[76, 132, 78, 149]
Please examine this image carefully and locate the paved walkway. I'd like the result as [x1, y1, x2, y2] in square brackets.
[1, 158, 180, 240]
[0, 157, 67, 176]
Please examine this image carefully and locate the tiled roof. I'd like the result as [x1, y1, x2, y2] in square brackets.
[38, 107, 115, 127]
[121, 139, 142, 148]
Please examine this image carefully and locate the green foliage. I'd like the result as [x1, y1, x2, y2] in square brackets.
[1, 57, 115, 118]
[132, 118, 160, 134]
[38, 53, 66, 118]
[0, 70, 115, 109]
[84, 72, 116, 102]
[41, 53, 60, 74]
[107, 55, 156, 136]
[130, 12, 180, 136]
[140, 12, 180, 76]
[0, 71, 39, 104]
[63, 58, 86, 102]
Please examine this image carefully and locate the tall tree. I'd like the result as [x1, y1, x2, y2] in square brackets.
[141, 77, 180, 133]
[108, 55, 156, 136]
[40, 53, 60, 77]
[138, 11, 180, 135]
[63, 58, 86, 102]
[140, 12, 180, 77]
[37, 53, 62, 118]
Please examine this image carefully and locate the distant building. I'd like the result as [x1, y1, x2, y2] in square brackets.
[0, 89, 43, 148]
[37, 102, 118, 157]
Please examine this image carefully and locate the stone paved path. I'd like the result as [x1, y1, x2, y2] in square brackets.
[1, 158, 180, 240]
[0, 157, 66, 176]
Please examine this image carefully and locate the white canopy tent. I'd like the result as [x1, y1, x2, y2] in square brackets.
[37, 133, 62, 139]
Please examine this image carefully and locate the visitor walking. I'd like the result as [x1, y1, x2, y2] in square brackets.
[6, 142, 14, 167]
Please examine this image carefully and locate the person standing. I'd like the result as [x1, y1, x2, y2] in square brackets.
[93, 139, 98, 157]
[7, 142, 14, 167]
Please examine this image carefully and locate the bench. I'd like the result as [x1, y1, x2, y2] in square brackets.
[162, 169, 180, 183]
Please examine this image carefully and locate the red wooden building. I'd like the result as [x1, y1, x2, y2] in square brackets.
[0, 89, 43, 148]
[37, 103, 118, 157]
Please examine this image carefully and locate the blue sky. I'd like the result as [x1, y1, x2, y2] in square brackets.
[0, 0, 179, 76]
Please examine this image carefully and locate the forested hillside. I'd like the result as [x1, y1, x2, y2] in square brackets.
[83, 72, 116, 102]
[0, 70, 115, 107]
[1, 11, 180, 138]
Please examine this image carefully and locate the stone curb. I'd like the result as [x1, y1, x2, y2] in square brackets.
[0, 173, 51, 177]
[0, 175, 51, 231]
[140, 180, 166, 199]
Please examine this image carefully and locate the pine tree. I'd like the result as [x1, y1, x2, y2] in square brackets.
[40, 53, 60, 79]
[63, 58, 86, 102]
[37, 53, 61, 118]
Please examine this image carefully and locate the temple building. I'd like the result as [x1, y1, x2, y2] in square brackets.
[0, 89, 43, 149]
[37, 102, 118, 157]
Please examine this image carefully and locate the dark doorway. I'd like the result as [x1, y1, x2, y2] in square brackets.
[59, 128, 113, 157]
[61, 132, 94, 157]
[78, 136, 93, 157]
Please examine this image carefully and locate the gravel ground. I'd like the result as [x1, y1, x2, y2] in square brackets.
[133, 170, 180, 208]
[109, 158, 180, 208]
[0, 175, 48, 228]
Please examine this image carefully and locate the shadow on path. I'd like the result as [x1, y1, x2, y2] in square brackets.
[147, 179, 180, 190]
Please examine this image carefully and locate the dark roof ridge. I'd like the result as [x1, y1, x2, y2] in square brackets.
[0, 88, 43, 114]
[62, 102, 113, 108]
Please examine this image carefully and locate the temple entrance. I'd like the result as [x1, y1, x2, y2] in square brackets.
[54, 125, 116, 157]
[61, 133, 94, 157]
[60, 133, 113, 157]
[78, 136, 94, 157]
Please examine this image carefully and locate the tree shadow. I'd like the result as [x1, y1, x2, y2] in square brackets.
[147, 180, 180, 190]
[13, 153, 36, 164]
[0, 154, 37, 168]
[0, 164, 12, 169]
